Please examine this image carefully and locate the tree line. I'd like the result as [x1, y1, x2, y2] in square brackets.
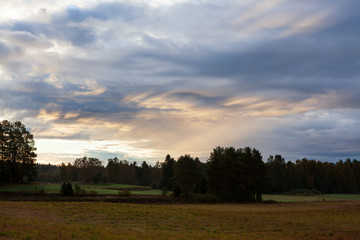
[265, 155, 360, 194]
[2, 120, 360, 202]
[58, 156, 162, 188]
[57, 147, 265, 201]
[52, 148, 360, 201]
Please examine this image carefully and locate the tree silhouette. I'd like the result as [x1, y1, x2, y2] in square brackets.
[207, 146, 266, 202]
[140, 161, 150, 186]
[61, 182, 74, 196]
[0, 120, 37, 183]
[73, 156, 104, 183]
[160, 154, 175, 190]
[175, 154, 202, 196]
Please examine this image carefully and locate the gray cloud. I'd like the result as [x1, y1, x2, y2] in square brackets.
[1, 0, 359, 163]
[168, 92, 226, 108]
[0, 41, 10, 55]
[6, 2, 146, 46]
[10, 20, 95, 47]
[263, 110, 360, 161]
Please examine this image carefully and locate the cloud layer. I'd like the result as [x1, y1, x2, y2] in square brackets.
[0, 0, 359, 164]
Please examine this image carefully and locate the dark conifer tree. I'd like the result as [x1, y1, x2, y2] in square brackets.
[160, 154, 175, 190]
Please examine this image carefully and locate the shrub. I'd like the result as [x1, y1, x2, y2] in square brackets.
[256, 193, 262, 202]
[34, 187, 46, 195]
[89, 190, 98, 195]
[190, 194, 220, 203]
[118, 190, 131, 197]
[74, 184, 88, 195]
[162, 188, 168, 197]
[74, 184, 81, 195]
[173, 186, 182, 198]
[61, 182, 74, 196]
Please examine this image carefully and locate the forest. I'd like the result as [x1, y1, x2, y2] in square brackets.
[1, 120, 360, 202]
[54, 152, 360, 198]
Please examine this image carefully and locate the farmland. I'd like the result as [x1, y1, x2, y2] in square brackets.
[263, 194, 360, 202]
[2, 183, 360, 203]
[1, 183, 360, 239]
[1, 201, 360, 240]
[0, 183, 163, 196]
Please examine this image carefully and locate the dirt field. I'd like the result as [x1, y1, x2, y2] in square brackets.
[1, 201, 360, 239]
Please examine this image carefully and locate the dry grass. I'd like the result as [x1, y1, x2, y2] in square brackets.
[1, 201, 360, 239]
[263, 194, 360, 202]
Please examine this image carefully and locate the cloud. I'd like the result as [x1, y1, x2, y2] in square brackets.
[0, 0, 359, 163]
[0, 30, 52, 49]
[268, 109, 360, 160]
[0, 41, 11, 55]
[4, 2, 147, 47]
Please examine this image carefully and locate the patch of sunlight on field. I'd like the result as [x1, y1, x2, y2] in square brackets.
[131, 189, 163, 195]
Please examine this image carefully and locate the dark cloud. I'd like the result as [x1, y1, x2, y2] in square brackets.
[179, 32, 359, 95]
[0, 78, 141, 123]
[0, 41, 10, 55]
[66, 2, 143, 21]
[107, 2, 360, 104]
[265, 110, 360, 161]
[168, 92, 226, 107]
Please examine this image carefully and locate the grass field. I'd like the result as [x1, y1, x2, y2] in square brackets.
[263, 194, 360, 202]
[1, 201, 360, 239]
[0, 183, 163, 195]
[2, 183, 360, 202]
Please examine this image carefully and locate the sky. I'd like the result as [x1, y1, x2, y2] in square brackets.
[0, 0, 359, 165]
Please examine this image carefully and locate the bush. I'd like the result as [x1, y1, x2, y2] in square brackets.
[61, 182, 74, 196]
[34, 187, 46, 195]
[173, 186, 182, 198]
[89, 190, 98, 195]
[118, 190, 132, 197]
[162, 188, 168, 197]
[74, 184, 88, 195]
[74, 184, 81, 195]
[256, 193, 262, 202]
[190, 194, 220, 203]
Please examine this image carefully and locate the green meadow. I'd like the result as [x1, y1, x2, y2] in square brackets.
[0, 183, 360, 202]
[0, 183, 163, 195]
[2, 183, 360, 202]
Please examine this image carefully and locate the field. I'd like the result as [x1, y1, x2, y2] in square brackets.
[0, 183, 163, 196]
[1, 201, 360, 240]
[263, 194, 360, 202]
[1, 183, 360, 239]
[2, 183, 360, 203]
